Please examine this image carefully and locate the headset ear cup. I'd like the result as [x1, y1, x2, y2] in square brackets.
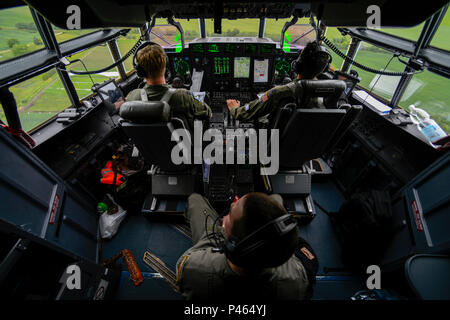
[326, 50, 332, 71]
[221, 214, 297, 268]
[133, 41, 164, 78]
[135, 63, 145, 78]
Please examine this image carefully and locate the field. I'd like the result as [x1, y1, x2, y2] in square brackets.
[0, 7, 449, 133]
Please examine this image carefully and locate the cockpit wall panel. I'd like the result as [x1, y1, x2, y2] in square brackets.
[0, 128, 98, 262]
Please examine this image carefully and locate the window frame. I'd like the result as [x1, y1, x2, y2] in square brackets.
[0, 5, 131, 135]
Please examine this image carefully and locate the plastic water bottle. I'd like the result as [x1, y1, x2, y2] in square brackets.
[97, 202, 108, 214]
[409, 105, 447, 145]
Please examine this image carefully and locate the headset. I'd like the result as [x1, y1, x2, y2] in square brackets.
[293, 41, 333, 76]
[132, 41, 169, 78]
[220, 213, 298, 268]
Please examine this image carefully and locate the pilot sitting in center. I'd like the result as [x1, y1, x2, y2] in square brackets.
[125, 41, 212, 129]
[227, 41, 344, 121]
[176, 192, 318, 300]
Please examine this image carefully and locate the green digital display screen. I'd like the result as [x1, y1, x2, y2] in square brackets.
[173, 57, 190, 76]
[191, 44, 204, 53]
[260, 44, 274, 54]
[234, 57, 250, 78]
[208, 44, 220, 53]
[224, 44, 236, 53]
[213, 57, 230, 75]
[244, 44, 257, 55]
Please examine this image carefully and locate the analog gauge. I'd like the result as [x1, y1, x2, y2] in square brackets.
[173, 58, 190, 76]
[275, 59, 290, 75]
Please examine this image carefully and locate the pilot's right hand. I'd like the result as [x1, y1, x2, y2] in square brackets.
[226, 99, 240, 111]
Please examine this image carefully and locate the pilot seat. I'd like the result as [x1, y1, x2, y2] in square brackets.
[265, 80, 361, 223]
[118, 88, 196, 217]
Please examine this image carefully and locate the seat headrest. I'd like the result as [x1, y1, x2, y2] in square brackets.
[119, 100, 171, 124]
[294, 80, 346, 109]
[300, 80, 346, 98]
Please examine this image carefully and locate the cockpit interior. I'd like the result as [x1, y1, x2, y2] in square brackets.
[0, 0, 449, 304]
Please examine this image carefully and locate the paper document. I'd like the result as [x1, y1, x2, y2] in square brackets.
[353, 90, 392, 115]
[190, 68, 204, 92]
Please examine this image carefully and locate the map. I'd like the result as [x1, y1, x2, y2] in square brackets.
[234, 57, 250, 78]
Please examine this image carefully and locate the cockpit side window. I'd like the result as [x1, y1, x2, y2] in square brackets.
[397, 66, 450, 133]
[349, 43, 406, 102]
[0, 6, 45, 63]
[65, 43, 119, 100]
[430, 8, 450, 51]
[2, 68, 72, 132]
[323, 27, 351, 71]
[52, 27, 99, 44]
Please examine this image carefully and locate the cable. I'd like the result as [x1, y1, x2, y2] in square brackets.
[212, 214, 224, 248]
[363, 54, 396, 105]
[66, 37, 144, 75]
[68, 59, 95, 86]
[205, 211, 225, 250]
[212, 214, 225, 249]
[205, 213, 214, 247]
[321, 36, 421, 76]
[62, 21, 154, 75]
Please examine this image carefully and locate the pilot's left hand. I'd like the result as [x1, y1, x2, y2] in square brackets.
[114, 97, 125, 111]
[226, 99, 240, 111]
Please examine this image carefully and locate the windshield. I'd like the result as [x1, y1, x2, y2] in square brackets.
[153, 17, 315, 48]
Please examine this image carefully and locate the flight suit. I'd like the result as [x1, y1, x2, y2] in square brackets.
[230, 80, 299, 122]
[175, 193, 310, 300]
[230, 79, 348, 121]
[126, 84, 212, 129]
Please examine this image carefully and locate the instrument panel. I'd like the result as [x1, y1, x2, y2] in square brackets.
[166, 38, 299, 94]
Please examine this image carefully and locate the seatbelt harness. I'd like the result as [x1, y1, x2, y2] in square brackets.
[140, 87, 176, 103]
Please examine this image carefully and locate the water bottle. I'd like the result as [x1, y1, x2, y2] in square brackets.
[409, 105, 447, 145]
[97, 202, 108, 214]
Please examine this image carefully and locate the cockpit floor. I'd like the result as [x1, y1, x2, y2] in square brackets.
[101, 178, 365, 300]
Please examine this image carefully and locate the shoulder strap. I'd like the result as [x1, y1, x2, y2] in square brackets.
[140, 88, 148, 102]
[161, 88, 176, 103]
[140, 87, 176, 103]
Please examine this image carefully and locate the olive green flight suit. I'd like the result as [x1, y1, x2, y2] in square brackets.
[230, 80, 300, 122]
[175, 193, 310, 300]
[230, 79, 348, 121]
[126, 84, 212, 129]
